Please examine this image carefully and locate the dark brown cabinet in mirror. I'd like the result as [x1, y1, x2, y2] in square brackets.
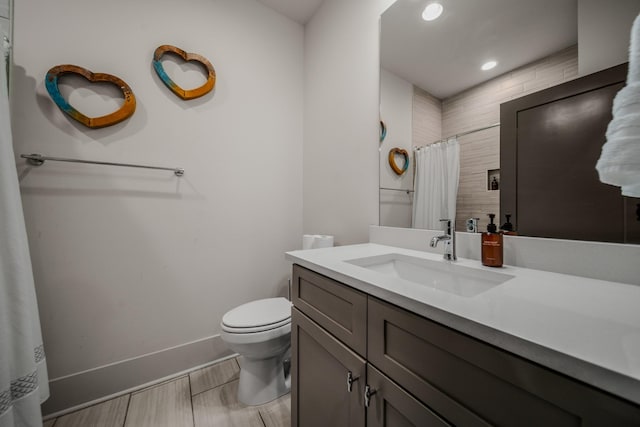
[501, 63, 640, 244]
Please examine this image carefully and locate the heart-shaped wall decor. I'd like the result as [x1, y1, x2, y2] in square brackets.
[388, 148, 409, 175]
[153, 45, 216, 100]
[45, 64, 136, 129]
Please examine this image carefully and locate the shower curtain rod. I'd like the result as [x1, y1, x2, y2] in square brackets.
[414, 122, 500, 151]
[20, 153, 185, 176]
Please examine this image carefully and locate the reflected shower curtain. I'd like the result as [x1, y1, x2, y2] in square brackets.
[0, 39, 49, 427]
[412, 138, 460, 230]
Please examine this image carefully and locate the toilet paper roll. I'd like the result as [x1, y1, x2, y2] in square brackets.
[302, 234, 335, 249]
[302, 234, 315, 250]
[313, 235, 334, 248]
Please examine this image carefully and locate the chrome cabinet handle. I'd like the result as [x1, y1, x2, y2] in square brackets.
[364, 385, 377, 408]
[347, 371, 359, 393]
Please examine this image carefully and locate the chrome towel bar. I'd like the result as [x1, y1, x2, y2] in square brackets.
[379, 187, 414, 193]
[20, 153, 184, 177]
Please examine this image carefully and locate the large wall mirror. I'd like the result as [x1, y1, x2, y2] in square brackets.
[379, 0, 640, 243]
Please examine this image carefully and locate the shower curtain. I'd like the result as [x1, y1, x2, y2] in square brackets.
[0, 36, 49, 427]
[412, 138, 460, 230]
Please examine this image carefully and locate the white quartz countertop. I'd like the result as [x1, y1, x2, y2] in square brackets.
[286, 243, 640, 404]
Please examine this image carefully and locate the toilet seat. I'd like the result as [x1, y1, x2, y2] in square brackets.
[222, 297, 291, 334]
[221, 317, 291, 334]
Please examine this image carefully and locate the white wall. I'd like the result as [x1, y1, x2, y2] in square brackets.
[578, 0, 640, 76]
[379, 68, 413, 228]
[12, 0, 303, 408]
[303, 0, 396, 245]
[379, 68, 412, 190]
[412, 86, 442, 148]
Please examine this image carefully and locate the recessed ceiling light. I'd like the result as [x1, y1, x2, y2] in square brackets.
[481, 61, 497, 71]
[422, 3, 444, 21]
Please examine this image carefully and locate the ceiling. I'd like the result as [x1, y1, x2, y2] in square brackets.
[256, 0, 324, 24]
[253, 0, 578, 99]
[381, 0, 578, 99]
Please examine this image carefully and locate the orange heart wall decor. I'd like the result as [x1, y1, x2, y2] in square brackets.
[45, 64, 136, 129]
[388, 148, 410, 175]
[153, 45, 216, 100]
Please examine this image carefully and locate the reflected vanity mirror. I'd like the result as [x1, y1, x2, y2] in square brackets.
[379, 0, 640, 243]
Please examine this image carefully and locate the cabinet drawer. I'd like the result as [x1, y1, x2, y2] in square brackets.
[367, 364, 450, 427]
[292, 265, 367, 356]
[368, 297, 640, 426]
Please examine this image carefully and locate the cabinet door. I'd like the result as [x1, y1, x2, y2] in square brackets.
[291, 308, 366, 427]
[366, 364, 450, 427]
[501, 63, 630, 242]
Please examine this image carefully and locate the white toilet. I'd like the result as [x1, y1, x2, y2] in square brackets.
[220, 297, 292, 405]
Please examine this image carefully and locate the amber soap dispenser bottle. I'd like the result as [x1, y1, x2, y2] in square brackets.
[481, 214, 503, 267]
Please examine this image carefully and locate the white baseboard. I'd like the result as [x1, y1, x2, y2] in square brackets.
[41, 334, 233, 417]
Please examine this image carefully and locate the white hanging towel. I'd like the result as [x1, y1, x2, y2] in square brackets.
[0, 34, 49, 427]
[596, 13, 640, 197]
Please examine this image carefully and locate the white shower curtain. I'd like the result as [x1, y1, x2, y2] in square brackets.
[412, 138, 460, 230]
[0, 38, 49, 427]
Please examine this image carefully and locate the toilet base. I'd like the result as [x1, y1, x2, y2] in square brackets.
[238, 353, 291, 406]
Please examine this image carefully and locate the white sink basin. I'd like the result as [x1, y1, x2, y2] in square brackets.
[345, 253, 514, 297]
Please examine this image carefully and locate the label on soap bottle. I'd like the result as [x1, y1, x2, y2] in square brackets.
[481, 232, 503, 267]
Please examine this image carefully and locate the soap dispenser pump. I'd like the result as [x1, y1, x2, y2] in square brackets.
[500, 214, 517, 236]
[481, 214, 503, 267]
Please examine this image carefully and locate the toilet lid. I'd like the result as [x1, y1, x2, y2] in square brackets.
[222, 297, 291, 329]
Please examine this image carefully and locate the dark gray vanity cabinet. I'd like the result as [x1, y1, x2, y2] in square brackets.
[291, 264, 640, 426]
[291, 265, 446, 427]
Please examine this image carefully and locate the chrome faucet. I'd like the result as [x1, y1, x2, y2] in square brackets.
[430, 219, 457, 261]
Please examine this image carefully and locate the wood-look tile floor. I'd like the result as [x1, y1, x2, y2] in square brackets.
[43, 357, 291, 427]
